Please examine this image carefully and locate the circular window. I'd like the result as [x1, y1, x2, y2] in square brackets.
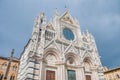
[63, 28, 74, 40]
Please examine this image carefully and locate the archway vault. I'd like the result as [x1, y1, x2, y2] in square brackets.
[83, 57, 93, 67]
[65, 52, 81, 66]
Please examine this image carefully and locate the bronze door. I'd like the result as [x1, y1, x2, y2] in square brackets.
[86, 75, 91, 80]
[67, 70, 76, 80]
[46, 70, 55, 80]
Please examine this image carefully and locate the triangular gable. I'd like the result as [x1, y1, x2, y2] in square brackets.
[65, 45, 74, 55]
[65, 44, 79, 55]
[63, 41, 76, 55]
[46, 22, 54, 30]
[82, 51, 93, 61]
[60, 11, 74, 24]
[44, 39, 60, 52]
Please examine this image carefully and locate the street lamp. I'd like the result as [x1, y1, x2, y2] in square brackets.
[4, 49, 14, 80]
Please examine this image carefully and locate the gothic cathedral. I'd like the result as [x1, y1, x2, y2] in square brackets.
[17, 10, 104, 80]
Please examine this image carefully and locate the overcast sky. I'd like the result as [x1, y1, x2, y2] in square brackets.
[0, 0, 120, 68]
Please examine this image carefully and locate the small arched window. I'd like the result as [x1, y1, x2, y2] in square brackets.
[1, 63, 7, 70]
[13, 66, 17, 71]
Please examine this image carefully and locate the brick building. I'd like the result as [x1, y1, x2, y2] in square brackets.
[0, 56, 19, 80]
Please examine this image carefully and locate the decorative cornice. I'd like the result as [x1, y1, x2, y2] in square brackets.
[0, 56, 19, 62]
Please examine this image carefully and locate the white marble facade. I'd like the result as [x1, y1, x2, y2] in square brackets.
[17, 10, 104, 80]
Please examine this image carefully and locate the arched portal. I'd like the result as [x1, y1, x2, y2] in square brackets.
[83, 57, 93, 80]
[43, 48, 60, 80]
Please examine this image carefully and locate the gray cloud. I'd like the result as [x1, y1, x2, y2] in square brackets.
[0, 0, 120, 68]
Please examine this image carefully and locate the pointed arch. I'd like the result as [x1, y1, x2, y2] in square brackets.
[83, 57, 93, 72]
[83, 57, 93, 67]
[12, 64, 17, 71]
[44, 48, 60, 63]
[1, 62, 7, 70]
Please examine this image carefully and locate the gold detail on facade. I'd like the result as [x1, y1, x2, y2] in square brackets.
[60, 11, 73, 24]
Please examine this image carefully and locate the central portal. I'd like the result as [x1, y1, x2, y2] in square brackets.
[67, 70, 76, 80]
[46, 70, 55, 80]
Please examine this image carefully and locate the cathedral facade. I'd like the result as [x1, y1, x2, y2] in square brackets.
[17, 10, 104, 80]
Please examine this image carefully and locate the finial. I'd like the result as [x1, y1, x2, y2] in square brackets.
[40, 12, 44, 17]
[65, 5, 67, 9]
[55, 8, 59, 16]
[65, 4, 69, 12]
[86, 29, 89, 34]
[65, 0, 69, 11]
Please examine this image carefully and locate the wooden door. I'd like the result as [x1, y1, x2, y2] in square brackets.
[46, 70, 55, 80]
[86, 75, 91, 80]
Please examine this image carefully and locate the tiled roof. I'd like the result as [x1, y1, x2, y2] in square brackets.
[104, 67, 120, 73]
[0, 56, 19, 62]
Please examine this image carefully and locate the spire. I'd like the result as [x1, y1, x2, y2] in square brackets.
[34, 12, 46, 27]
[32, 12, 46, 40]
[39, 12, 46, 25]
